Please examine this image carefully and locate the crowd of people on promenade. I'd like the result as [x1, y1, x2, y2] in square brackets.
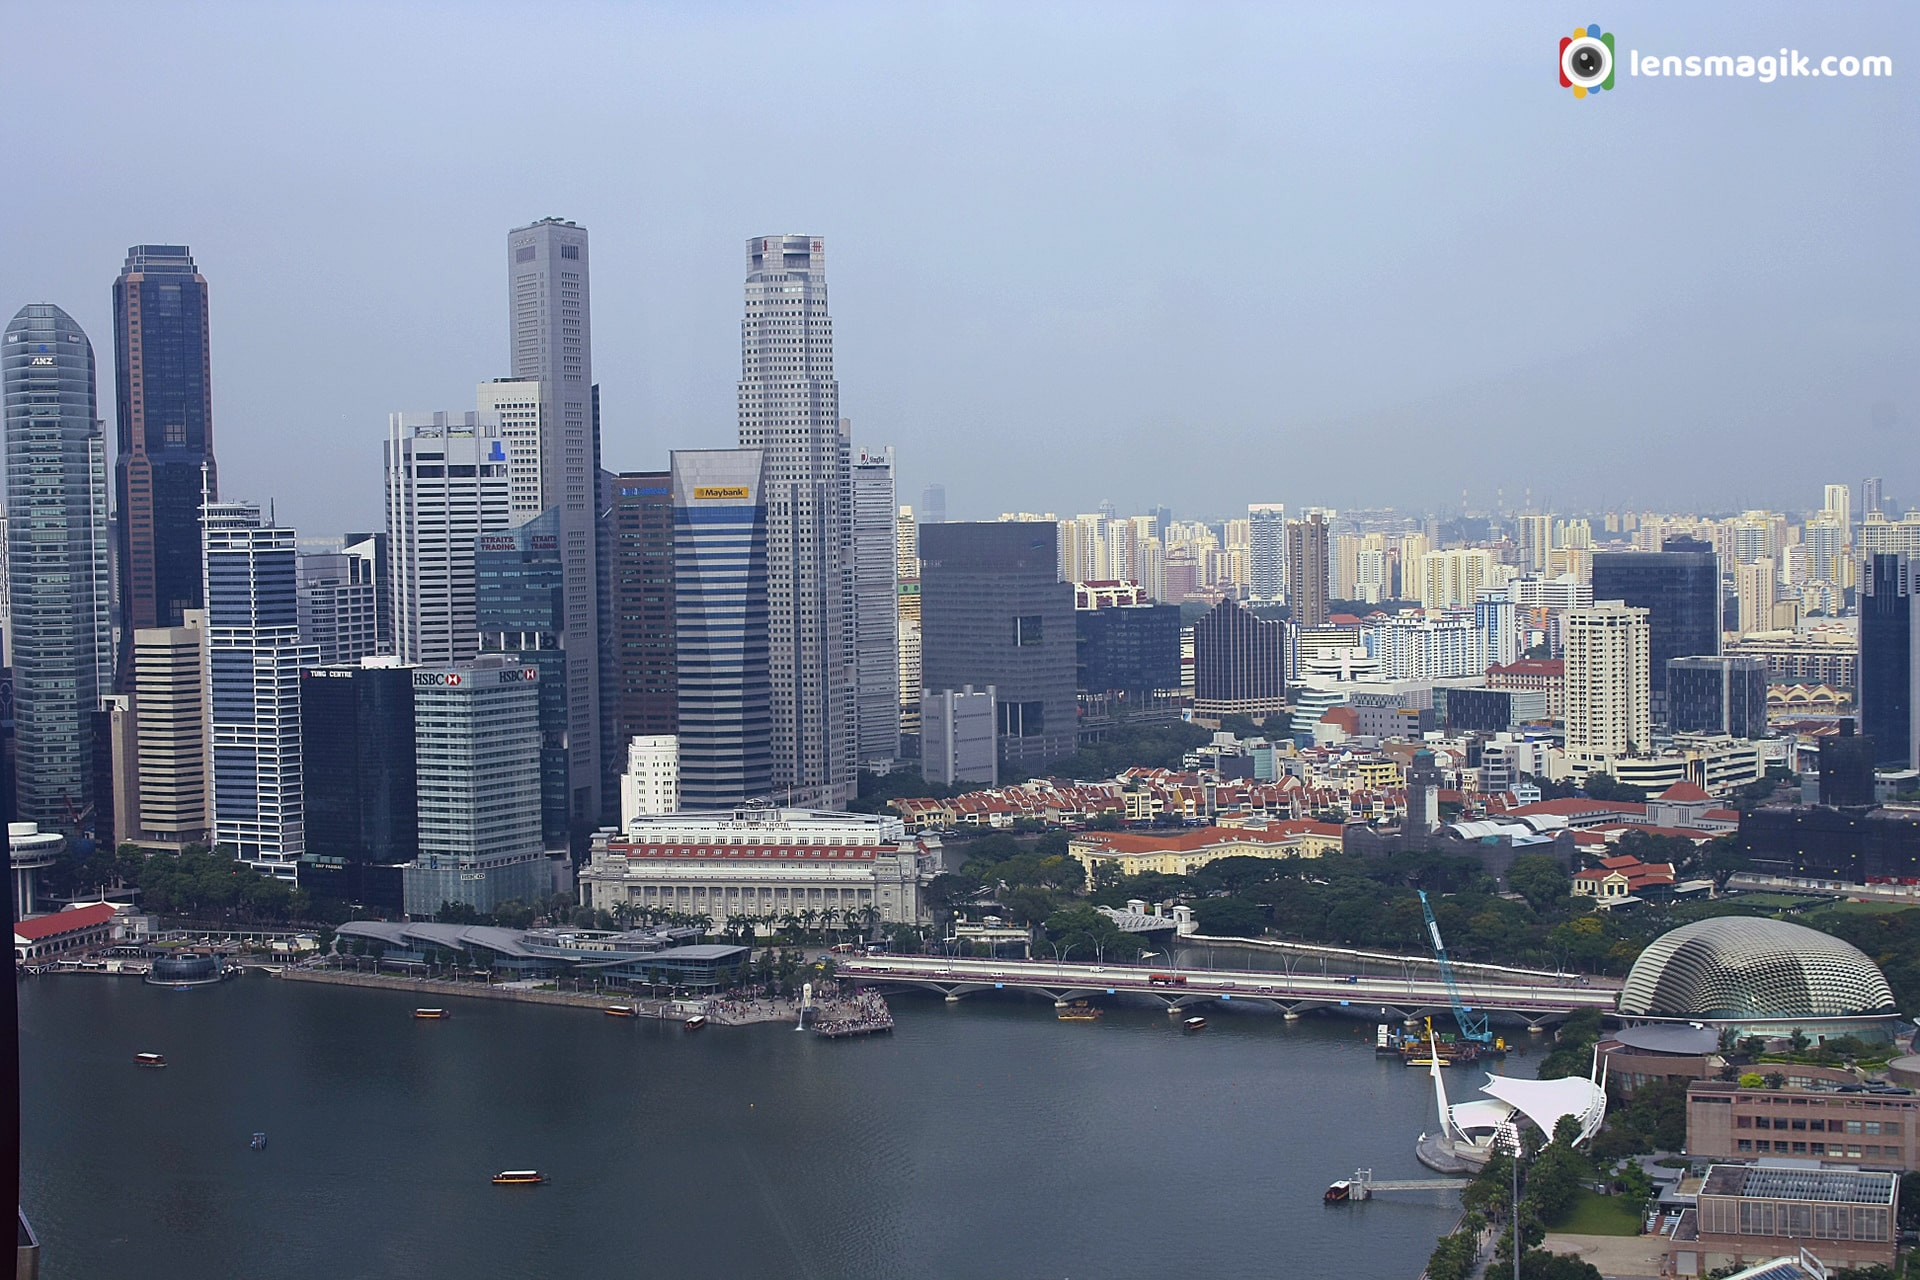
[809, 989, 894, 1037]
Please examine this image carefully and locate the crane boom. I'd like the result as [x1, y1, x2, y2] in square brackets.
[1417, 889, 1490, 1044]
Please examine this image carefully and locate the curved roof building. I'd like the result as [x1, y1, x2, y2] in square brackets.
[1620, 918, 1895, 1025]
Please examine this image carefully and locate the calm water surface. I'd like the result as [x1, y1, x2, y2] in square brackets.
[21, 974, 1498, 1279]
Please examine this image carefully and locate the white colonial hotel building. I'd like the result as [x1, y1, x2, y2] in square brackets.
[578, 807, 936, 929]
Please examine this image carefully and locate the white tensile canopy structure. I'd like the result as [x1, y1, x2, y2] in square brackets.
[1477, 1073, 1608, 1146]
[1425, 1026, 1609, 1167]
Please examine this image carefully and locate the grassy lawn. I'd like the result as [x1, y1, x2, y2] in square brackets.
[1806, 899, 1920, 917]
[1553, 1188, 1644, 1237]
[1725, 892, 1834, 910]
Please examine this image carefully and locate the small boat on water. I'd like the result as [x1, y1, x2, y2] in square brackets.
[492, 1170, 547, 1186]
[414, 1008, 448, 1019]
[250, 1132, 267, 1150]
[1324, 1180, 1355, 1203]
[604, 1005, 636, 1018]
[1183, 1016, 1207, 1032]
[1057, 1000, 1103, 1022]
[684, 1014, 707, 1030]
[135, 1052, 167, 1068]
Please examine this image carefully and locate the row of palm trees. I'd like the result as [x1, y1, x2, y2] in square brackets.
[602, 901, 880, 947]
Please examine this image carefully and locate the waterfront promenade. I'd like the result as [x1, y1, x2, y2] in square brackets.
[279, 967, 888, 1029]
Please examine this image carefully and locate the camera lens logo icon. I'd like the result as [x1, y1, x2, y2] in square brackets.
[1559, 24, 1615, 98]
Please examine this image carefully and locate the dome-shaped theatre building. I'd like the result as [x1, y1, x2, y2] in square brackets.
[1619, 918, 1900, 1041]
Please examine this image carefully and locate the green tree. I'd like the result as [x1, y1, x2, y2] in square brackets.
[1507, 854, 1572, 912]
[1191, 897, 1264, 938]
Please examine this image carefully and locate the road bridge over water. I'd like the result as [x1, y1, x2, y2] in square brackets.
[837, 956, 1619, 1029]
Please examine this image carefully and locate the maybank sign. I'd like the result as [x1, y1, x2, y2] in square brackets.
[693, 486, 749, 500]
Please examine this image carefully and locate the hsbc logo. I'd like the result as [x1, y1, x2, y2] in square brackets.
[413, 672, 463, 687]
[496, 668, 539, 685]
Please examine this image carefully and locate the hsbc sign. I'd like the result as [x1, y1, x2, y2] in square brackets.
[413, 671, 463, 687]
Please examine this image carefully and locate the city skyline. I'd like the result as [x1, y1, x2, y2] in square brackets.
[0, 3, 1913, 534]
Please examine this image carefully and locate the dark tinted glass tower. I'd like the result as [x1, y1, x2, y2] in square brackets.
[476, 509, 570, 848]
[919, 522, 1076, 769]
[1192, 600, 1289, 720]
[4, 304, 113, 830]
[611, 472, 677, 743]
[113, 246, 215, 643]
[1076, 604, 1182, 701]
[1860, 554, 1914, 768]
[299, 665, 418, 865]
[1590, 540, 1719, 723]
[1666, 655, 1770, 739]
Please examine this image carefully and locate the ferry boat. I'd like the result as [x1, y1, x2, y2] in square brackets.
[1057, 1000, 1103, 1022]
[134, 1052, 167, 1068]
[1182, 1016, 1207, 1032]
[492, 1170, 547, 1186]
[603, 1005, 636, 1018]
[414, 1008, 448, 1020]
[1323, 1180, 1355, 1204]
[684, 1014, 708, 1030]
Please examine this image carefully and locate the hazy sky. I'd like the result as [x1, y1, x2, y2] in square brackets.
[3, 2, 1914, 535]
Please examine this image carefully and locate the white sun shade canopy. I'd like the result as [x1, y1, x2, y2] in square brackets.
[1478, 1073, 1608, 1145]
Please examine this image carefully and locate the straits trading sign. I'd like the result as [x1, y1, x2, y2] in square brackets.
[693, 485, 749, 500]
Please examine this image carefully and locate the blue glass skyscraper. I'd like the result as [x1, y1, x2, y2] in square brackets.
[672, 449, 770, 808]
[476, 508, 570, 848]
[3, 305, 112, 830]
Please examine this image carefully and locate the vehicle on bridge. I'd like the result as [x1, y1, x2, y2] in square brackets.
[1148, 973, 1186, 987]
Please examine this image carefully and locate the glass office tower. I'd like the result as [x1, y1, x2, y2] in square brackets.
[113, 246, 216, 637]
[1591, 539, 1720, 723]
[3, 305, 113, 829]
[672, 450, 770, 808]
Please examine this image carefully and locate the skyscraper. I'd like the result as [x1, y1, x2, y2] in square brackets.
[3, 305, 113, 830]
[1736, 558, 1776, 636]
[672, 449, 771, 808]
[919, 522, 1076, 769]
[296, 542, 381, 665]
[737, 235, 852, 807]
[384, 413, 512, 665]
[1860, 554, 1915, 769]
[1191, 600, 1289, 720]
[851, 445, 900, 765]
[610, 472, 677, 748]
[896, 505, 922, 736]
[1286, 513, 1329, 627]
[1590, 540, 1719, 723]
[1247, 504, 1285, 604]
[130, 612, 210, 849]
[204, 501, 316, 876]
[475, 508, 569, 849]
[507, 218, 603, 826]
[919, 484, 946, 526]
[403, 656, 547, 916]
[299, 661, 417, 912]
[112, 246, 215, 642]
[1563, 601, 1651, 775]
[1863, 477, 1885, 521]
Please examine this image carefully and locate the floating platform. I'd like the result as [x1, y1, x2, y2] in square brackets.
[814, 1019, 894, 1039]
